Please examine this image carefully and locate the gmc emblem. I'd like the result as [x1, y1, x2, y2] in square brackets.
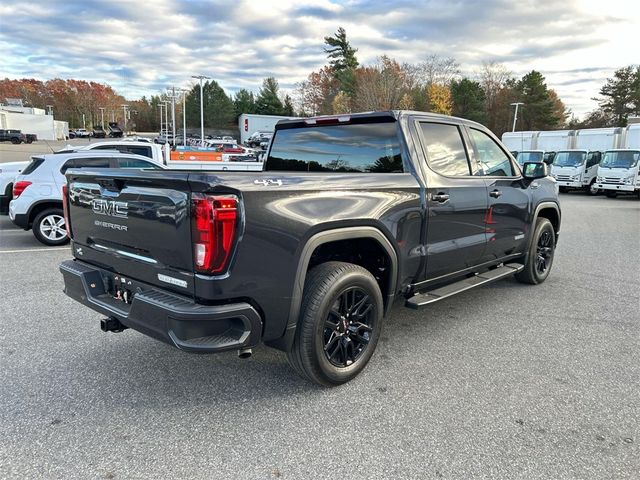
[92, 199, 128, 219]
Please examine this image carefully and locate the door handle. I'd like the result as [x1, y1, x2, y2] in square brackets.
[432, 192, 450, 203]
[489, 189, 502, 198]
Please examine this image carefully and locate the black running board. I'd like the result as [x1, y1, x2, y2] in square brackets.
[405, 263, 524, 309]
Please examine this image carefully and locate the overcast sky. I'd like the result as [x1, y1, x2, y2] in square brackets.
[1, 0, 638, 118]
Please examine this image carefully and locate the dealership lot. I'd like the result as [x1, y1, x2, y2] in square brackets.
[0, 194, 638, 479]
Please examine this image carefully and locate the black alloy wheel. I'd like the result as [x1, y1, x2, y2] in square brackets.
[323, 286, 375, 368]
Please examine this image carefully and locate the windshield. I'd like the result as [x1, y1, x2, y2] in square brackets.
[600, 151, 640, 169]
[553, 151, 586, 167]
[516, 151, 543, 165]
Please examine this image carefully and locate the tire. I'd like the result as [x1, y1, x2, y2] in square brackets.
[559, 186, 568, 193]
[286, 261, 383, 387]
[32, 208, 69, 246]
[515, 218, 556, 285]
[10, 137, 20, 144]
[586, 180, 599, 196]
[605, 192, 617, 198]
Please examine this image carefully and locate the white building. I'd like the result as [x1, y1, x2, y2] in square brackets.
[0, 103, 68, 140]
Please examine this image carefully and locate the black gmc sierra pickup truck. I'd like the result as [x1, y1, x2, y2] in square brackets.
[59, 111, 560, 386]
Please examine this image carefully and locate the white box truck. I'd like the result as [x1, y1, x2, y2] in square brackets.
[238, 114, 297, 146]
[549, 150, 603, 195]
[595, 124, 640, 198]
[501, 131, 539, 155]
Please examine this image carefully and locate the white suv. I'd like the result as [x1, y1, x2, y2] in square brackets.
[9, 151, 163, 246]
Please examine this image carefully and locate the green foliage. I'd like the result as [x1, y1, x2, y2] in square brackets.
[515, 70, 560, 130]
[256, 77, 284, 115]
[324, 27, 359, 97]
[185, 79, 235, 128]
[233, 89, 257, 118]
[597, 65, 640, 126]
[450, 78, 486, 123]
[282, 94, 295, 116]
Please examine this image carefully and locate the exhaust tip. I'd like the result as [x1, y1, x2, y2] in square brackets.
[237, 348, 252, 359]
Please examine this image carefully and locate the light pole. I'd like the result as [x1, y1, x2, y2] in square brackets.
[121, 104, 129, 134]
[181, 88, 188, 146]
[99, 107, 105, 129]
[159, 103, 164, 134]
[168, 86, 178, 146]
[511, 102, 524, 132]
[191, 75, 210, 144]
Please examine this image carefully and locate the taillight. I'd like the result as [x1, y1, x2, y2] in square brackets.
[62, 184, 72, 238]
[13, 181, 32, 198]
[191, 194, 238, 274]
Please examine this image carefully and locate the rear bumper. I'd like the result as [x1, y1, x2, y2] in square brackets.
[10, 210, 29, 229]
[59, 260, 263, 353]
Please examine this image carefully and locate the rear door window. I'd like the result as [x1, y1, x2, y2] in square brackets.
[266, 122, 403, 173]
[418, 122, 471, 176]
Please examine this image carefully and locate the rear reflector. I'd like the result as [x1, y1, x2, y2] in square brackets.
[191, 194, 238, 274]
[12, 180, 32, 198]
[62, 184, 72, 237]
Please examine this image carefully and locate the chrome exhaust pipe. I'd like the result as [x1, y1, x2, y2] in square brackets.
[237, 348, 252, 359]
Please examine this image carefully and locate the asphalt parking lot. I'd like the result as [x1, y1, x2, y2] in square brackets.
[0, 194, 638, 479]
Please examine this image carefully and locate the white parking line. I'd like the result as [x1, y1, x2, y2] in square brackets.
[0, 247, 70, 253]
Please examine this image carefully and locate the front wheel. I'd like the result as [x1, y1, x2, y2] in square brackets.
[32, 208, 69, 246]
[516, 218, 556, 285]
[286, 262, 383, 387]
[586, 180, 600, 196]
[605, 192, 617, 198]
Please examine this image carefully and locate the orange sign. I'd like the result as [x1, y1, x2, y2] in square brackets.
[170, 150, 223, 162]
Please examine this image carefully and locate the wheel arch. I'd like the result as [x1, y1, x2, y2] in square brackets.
[267, 226, 399, 352]
[534, 202, 561, 240]
[27, 200, 63, 227]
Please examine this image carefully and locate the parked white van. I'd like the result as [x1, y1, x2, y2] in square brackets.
[550, 150, 602, 195]
[595, 149, 640, 198]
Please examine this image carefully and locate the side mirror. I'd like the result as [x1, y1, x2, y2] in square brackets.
[522, 162, 547, 180]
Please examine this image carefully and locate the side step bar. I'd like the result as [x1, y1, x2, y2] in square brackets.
[405, 263, 524, 310]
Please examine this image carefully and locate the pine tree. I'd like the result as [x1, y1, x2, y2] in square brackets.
[282, 94, 295, 116]
[324, 27, 359, 98]
[598, 65, 640, 126]
[450, 78, 486, 123]
[234, 89, 257, 118]
[255, 77, 284, 115]
[516, 71, 559, 130]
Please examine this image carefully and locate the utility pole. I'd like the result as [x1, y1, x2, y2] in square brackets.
[511, 102, 524, 132]
[191, 75, 210, 143]
[99, 107, 105, 129]
[159, 103, 164, 134]
[181, 88, 188, 147]
[121, 104, 129, 134]
[163, 101, 169, 139]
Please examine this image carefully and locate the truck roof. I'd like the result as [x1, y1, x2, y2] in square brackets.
[274, 110, 488, 130]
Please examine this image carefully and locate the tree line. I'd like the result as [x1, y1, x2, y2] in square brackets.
[1, 27, 638, 135]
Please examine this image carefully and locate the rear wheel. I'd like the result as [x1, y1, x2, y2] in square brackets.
[516, 218, 555, 285]
[287, 261, 383, 386]
[32, 208, 69, 246]
[10, 137, 20, 144]
[605, 192, 617, 198]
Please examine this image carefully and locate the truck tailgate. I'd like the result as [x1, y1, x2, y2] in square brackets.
[66, 169, 195, 296]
